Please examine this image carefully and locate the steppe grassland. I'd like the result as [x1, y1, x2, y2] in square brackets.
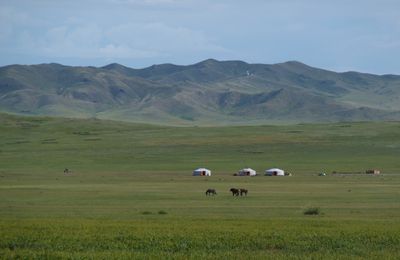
[0, 114, 399, 258]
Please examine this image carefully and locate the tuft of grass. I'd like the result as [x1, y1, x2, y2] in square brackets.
[158, 210, 168, 215]
[304, 207, 321, 215]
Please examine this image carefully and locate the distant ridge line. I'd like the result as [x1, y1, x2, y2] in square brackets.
[0, 59, 399, 125]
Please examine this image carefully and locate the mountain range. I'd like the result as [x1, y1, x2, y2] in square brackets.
[1, 59, 400, 125]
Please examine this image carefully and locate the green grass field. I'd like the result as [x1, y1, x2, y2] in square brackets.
[1, 113, 399, 259]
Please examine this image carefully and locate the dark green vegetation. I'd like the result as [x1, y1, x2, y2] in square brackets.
[1, 59, 400, 125]
[303, 207, 321, 215]
[1, 220, 399, 259]
[1, 113, 400, 258]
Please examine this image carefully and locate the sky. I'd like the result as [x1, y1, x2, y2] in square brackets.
[1, 0, 399, 74]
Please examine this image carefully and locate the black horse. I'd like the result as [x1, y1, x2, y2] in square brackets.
[230, 188, 240, 196]
[205, 189, 217, 196]
[239, 188, 248, 196]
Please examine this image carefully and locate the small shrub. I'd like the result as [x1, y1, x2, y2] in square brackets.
[304, 207, 320, 215]
[158, 210, 167, 215]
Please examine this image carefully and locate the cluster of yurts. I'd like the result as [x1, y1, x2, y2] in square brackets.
[192, 167, 291, 176]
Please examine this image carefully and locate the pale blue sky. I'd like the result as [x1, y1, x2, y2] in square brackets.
[1, 0, 399, 74]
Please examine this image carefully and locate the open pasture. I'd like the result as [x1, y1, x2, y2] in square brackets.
[0, 113, 399, 258]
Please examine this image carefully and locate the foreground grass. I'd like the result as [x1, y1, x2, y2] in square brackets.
[0, 113, 399, 258]
[1, 219, 399, 259]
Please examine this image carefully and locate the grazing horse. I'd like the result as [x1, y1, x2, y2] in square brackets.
[205, 189, 217, 196]
[230, 188, 240, 196]
[239, 188, 248, 196]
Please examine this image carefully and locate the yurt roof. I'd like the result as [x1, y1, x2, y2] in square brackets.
[266, 168, 284, 172]
[194, 168, 210, 171]
[240, 168, 255, 172]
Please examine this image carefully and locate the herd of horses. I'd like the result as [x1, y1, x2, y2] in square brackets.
[205, 188, 248, 196]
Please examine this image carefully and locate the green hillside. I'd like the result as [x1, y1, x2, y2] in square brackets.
[1, 59, 400, 125]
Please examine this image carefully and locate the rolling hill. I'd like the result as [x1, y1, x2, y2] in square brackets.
[1, 59, 400, 125]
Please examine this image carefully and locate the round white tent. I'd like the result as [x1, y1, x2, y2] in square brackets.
[238, 168, 257, 176]
[193, 168, 211, 176]
[265, 168, 285, 176]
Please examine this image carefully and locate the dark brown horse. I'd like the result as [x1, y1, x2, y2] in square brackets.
[239, 188, 248, 196]
[205, 189, 217, 196]
[230, 188, 240, 196]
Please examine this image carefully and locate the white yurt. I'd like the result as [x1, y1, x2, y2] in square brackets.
[193, 168, 211, 176]
[238, 168, 257, 176]
[265, 168, 285, 176]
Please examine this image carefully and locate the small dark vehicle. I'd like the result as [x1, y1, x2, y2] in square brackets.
[205, 189, 217, 196]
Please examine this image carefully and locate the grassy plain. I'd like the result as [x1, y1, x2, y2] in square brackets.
[0, 113, 399, 259]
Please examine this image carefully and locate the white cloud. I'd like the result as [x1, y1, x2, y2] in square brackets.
[10, 19, 227, 60]
[105, 22, 227, 53]
[98, 44, 159, 58]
